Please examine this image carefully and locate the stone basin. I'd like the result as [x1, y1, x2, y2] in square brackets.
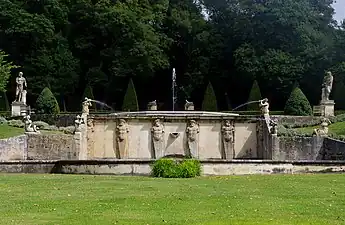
[86, 110, 260, 161]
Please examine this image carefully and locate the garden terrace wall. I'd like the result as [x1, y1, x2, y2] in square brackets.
[26, 133, 78, 160]
[274, 136, 345, 161]
[271, 116, 322, 127]
[321, 138, 345, 160]
[0, 135, 27, 160]
[1, 159, 345, 175]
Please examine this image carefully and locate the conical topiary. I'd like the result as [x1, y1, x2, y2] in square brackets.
[333, 80, 345, 110]
[225, 92, 232, 111]
[82, 85, 97, 111]
[284, 87, 312, 116]
[36, 87, 60, 114]
[202, 82, 218, 111]
[247, 80, 262, 111]
[122, 78, 139, 111]
[0, 91, 9, 111]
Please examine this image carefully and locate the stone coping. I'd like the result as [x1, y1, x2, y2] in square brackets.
[2, 159, 345, 165]
[89, 114, 260, 121]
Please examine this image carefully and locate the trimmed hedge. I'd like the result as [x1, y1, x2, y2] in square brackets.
[122, 78, 139, 111]
[36, 87, 60, 114]
[284, 87, 312, 116]
[247, 80, 262, 111]
[152, 158, 201, 178]
[202, 82, 218, 111]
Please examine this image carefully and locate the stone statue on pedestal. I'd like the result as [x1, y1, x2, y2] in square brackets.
[12, 72, 30, 117]
[321, 71, 333, 101]
[15, 72, 27, 104]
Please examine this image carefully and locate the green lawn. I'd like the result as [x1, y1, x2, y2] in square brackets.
[0, 174, 345, 225]
[0, 124, 24, 139]
[295, 121, 345, 136]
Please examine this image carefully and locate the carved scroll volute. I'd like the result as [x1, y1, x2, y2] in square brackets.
[186, 119, 199, 158]
[151, 119, 165, 158]
[221, 120, 235, 159]
[116, 119, 129, 158]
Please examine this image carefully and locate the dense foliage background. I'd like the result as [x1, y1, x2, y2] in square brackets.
[0, 0, 345, 111]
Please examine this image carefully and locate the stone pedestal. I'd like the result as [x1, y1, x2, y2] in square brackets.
[11, 102, 30, 117]
[320, 100, 335, 117]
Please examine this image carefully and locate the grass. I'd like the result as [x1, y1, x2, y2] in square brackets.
[295, 121, 345, 136]
[0, 124, 24, 139]
[0, 124, 68, 140]
[0, 174, 345, 225]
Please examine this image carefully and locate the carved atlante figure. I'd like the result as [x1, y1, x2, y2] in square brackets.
[221, 120, 234, 142]
[186, 120, 199, 142]
[82, 97, 92, 115]
[116, 119, 129, 141]
[24, 115, 39, 133]
[321, 71, 333, 101]
[259, 98, 269, 115]
[15, 72, 27, 103]
[151, 119, 164, 141]
[151, 119, 165, 158]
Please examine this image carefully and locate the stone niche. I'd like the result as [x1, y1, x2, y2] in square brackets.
[86, 111, 259, 160]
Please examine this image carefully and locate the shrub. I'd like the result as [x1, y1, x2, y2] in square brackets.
[33, 121, 50, 130]
[247, 80, 262, 111]
[58, 126, 75, 134]
[202, 82, 218, 111]
[284, 87, 313, 116]
[7, 119, 24, 128]
[122, 78, 139, 111]
[333, 80, 345, 110]
[36, 87, 60, 114]
[152, 158, 201, 178]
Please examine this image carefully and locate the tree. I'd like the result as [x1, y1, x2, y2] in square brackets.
[284, 87, 313, 116]
[0, 50, 18, 92]
[333, 80, 345, 110]
[122, 78, 139, 111]
[0, 91, 9, 111]
[36, 87, 60, 114]
[202, 82, 218, 111]
[246, 80, 262, 111]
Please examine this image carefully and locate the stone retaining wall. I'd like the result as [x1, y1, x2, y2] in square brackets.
[0, 159, 345, 175]
[0, 135, 27, 160]
[26, 133, 78, 160]
[275, 136, 345, 161]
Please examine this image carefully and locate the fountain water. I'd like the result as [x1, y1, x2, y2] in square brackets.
[232, 100, 261, 111]
[88, 99, 114, 111]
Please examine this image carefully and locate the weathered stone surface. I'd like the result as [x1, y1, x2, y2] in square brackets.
[275, 136, 324, 160]
[1, 159, 345, 176]
[0, 135, 27, 160]
[321, 138, 345, 160]
[26, 133, 78, 160]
